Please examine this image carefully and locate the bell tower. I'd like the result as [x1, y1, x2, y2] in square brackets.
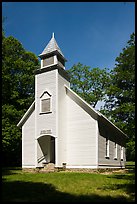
[34, 33, 70, 167]
[39, 33, 67, 69]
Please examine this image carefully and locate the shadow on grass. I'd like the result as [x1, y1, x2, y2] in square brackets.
[2, 167, 22, 176]
[103, 172, 135, 201]
[100, 182, 135, 196]
[2, 180, 133, 202]
[109, 172, 135, 180]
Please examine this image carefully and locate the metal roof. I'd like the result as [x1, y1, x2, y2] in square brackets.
[39, 33, 65, 58]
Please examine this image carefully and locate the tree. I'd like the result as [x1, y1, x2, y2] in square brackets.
[67, 63, 110, 109]
[2, 32, 40, 166]
[102, 33, 135, 161]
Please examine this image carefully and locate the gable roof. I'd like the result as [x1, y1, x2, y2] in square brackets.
[17, 101, 35, 127]
[17, 85, 127, 138]
[64, 85, 128, 138]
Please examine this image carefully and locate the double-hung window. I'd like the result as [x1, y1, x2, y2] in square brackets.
[121, 146, 124, 160]
[114, 142, 117, 160]
[105, 137, 109, 158]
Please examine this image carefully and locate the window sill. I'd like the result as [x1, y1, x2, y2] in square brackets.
[39, 111, 52, 115]
[105, 156, 109, 159]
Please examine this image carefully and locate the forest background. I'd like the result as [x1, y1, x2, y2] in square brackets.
[2, 18, 135, 165]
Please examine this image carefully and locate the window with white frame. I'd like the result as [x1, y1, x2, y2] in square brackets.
[40, 91, 52, 114]
[114, 142, 117, 159]
[105, 137, 109, 158]
[121, 146, 124, 160]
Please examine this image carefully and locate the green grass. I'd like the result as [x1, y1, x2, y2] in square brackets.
[126, 161, 135, 165]
[125, 161, 135, 169]
[2, 167, 135, 202]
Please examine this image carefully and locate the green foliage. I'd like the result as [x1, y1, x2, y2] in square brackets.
[2, 32, 40, 166]
[67, 63, 110, 108]
[68, 33, 135, 161]
[101, 33, 135, 161]
[2, 34, 39, 108]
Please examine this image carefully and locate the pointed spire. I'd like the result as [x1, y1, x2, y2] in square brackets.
[39, 33, 66, 60]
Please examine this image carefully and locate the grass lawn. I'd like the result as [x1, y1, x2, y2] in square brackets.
[125, 161, 135, 169]
[2, 166, 135, 202]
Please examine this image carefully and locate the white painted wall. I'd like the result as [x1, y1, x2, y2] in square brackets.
[35, 69, 57, 166]
[98, 133, 126, 168]
[66, 94, 98, 167]
[98, 120, 126, 168]
[57, 73, 70, 166]
[22, 110, 35, 168]
[35, 70, 57, 137]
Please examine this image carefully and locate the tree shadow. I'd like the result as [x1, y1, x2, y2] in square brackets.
[102, 172, 135, 201]
[2, 180, 134, 202]
[108, 172, 135, 180]
[2, 167, 22, 176]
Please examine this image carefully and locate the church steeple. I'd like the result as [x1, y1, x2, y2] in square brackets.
[39, 33, 67, 69]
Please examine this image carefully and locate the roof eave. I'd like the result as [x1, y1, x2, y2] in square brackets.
[64, 85, 99, 120]
[39, 50, 67, 61]
[17, 101, 35, 127]
[64, 85, 128, 138]
[99, 113, 128, 138]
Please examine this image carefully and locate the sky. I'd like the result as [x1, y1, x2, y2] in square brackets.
[2, 2, 135, 71]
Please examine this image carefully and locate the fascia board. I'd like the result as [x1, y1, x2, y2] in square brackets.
[17, 101, 35, 127]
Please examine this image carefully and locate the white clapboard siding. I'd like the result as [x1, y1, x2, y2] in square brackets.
[57, 73, 70, 166]
[22, 109, 35, 167]
[98, 132, 126, 168]
[66, 93, 98, 167]
[35, 69, 57, 138]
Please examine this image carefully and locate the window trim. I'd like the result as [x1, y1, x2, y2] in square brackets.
[114, 142, 117, 160]
[41, 98, 51, 114]
[40, 91, 52, 114]
[121, 146, 124, 161]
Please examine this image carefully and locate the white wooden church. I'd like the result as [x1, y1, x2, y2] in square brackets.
[17, 33, 127, 169]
